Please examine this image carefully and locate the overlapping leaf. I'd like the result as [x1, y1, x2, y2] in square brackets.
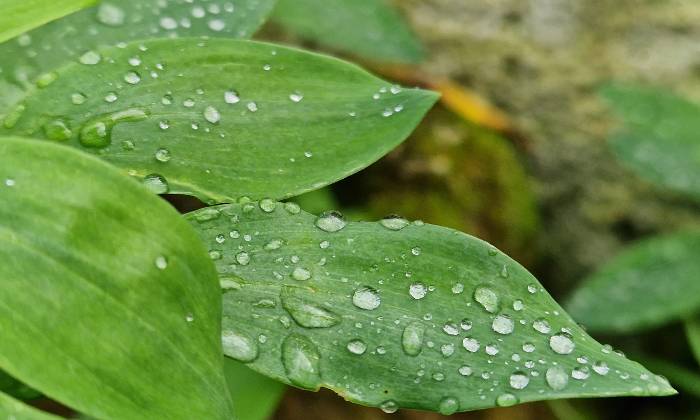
[224, 359, 287, 420]
[0, 391, 59, 420]
[0, 137, 232, 419]
[187, 201, 674, 414]
[602, 84, 700, 200]
[272, 0, 423, 63]
[1, 38, 437, 203]
[0, 0, 94, 44]
[567, 231, 700, 333]
[0, 0, 276, 113]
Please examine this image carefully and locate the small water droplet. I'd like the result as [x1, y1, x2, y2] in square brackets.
[533, 318, 552, 334]
[281, 286, 339, 328]
[509, 371, 530, 389]
[292, 267, 311, 281]
[458, 365, 473, 376]
[96, 3, 125, 26]
[259, 199, 276, 213]
[79, 50, 101, 65]
[79, 109, 148, 148]
[71, 92, 87, 105]
[204, 106, 221, 124]
[225, 90, 240, 104]
[380, 215, 409, 230]
[247, 102, 258, 112]
[155, 255, 168, 270]
[462, 337, 480, 353]
[124, 71, 141, 85]
[43, 119, 72, 141]
[496, 393, 518, 407]
[155, 148, 171, 162]
[572, 366, 590, 380]
[379, 400, 398, 414]
[492, 314, 514, 335]
[235, 251, 250, 266]
[438, 397, 459, 415]
[593, 361, 609, 375]
[289, 91, 304, 103]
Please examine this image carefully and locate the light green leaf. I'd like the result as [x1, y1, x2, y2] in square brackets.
[0, 0, 94, 44]
[1, 38, 437, 203]
[0, 0, 276, 113]
[685, 318, 700, 366]
[566, 231, 700, 333]
[0, 137, 233, 419]
[602, 84, 700, 200]
[224, 359, 286, 420]
[0, 391, 59, 420]
[632, 356, 700, 399]
[186, 201, 674, 414]
[272, 0, 423, 63]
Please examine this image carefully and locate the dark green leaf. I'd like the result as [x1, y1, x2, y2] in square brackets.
[0, 0, 276, 113]
[685, 317, 700, 366]
[0, 0, 94, 44]
[602, 84, 700, 200]
[0, 137, 232, 419]
[567, 231, 700, 333]
[0, 392, 59, 420]
[224, 359, 286, 420]
[187, 201, 674, 414]
[272, 0, 423, 63]
[1, 38, 437, 203]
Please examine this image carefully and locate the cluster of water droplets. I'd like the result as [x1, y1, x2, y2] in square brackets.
[189, 200, 672, 413]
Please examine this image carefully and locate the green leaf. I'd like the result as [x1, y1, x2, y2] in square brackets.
[0, 137, 233, 419]
[601, 83, 700, 200]
[632, 355, 700, 399]
[0, 371, 42, 401]
[0, 0, 276, 113]
[566, 231, 700, 333]
[272, 0, 423, 64]
[0, 391, 59, 420]
[1, 38, 437, 203]
[0, 0, 94, 44]
[186, 201, 674, 414]
[224, 359, 286, 420]
[685, 317, 700, 366]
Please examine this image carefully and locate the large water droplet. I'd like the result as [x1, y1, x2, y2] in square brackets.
[346, 339, 367, 355]
[43, 119, 72, 141]
[352, 286, 380, 310]
[204, 106, 221, 124]
[509, 371, 530, 389]
[592, 361, 609, 376]
[281, 286, 340, 328]
[401, 321, 424, 356]
[473, 285, 499, 313]
[492, 314, 514, 335]
[379, 400, 398, 414]
[462, 337, 480, 353]
[533, 318, 552, 334]
[124, 71, 141, 85]
[380, 215, 409, 231]
[409, 283, 427, 300]
[545, 366, 569, 390]
[549, 333, 575, 355]
[79, 50, 101, 65]
[96, 2, 125, 26]
[281, 334, 321, 390]
[142, 174, 169, 194]
[222, 329, 258, 362]
[291, 267, 311, 281]
[315, 211, 347, 232]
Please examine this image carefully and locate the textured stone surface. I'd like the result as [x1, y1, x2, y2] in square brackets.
[397, 0, 700, 292]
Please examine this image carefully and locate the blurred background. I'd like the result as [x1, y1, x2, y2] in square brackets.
[256, 1, 700, 419]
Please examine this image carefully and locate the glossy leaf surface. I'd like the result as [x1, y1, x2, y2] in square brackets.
[0, 137, 232, 419]
[0, 0, 94, 44]
[187, 201, 674, 414]
[1, 38, 437, 202]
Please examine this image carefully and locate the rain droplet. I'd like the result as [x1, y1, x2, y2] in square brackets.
[79, 109, 147, 148]
[225, 90, 240, 104]
[71, 92, 87, 105]
[346, 339, 367, 355]
[259, 199, 276, 213]
[379, 400, 398, 414]
[43, 119, 72, 141]
[155, 148, 171, 162]
[572, 366, 590, 380]
[315, 211, 347, 233]
[549, 333, 575, 355]
[292, 267, 311, 281]
[496, 393, 518, 407]
[401, 321, 424, 356]
[438, 397, 459, 415]
[235, 251, 250, 266]
[79, 50, 101, 65]
[155, 255, 168, 270]
[473, 285, 499, 313]
[247, 102, 258, 112]
[533, 318, 552, 334]
[124, 71, 141, 85]
[222, 329, 258, 362]
[281, 334, 321, 390]
[443, 322, 459, 336]
[352, 286, 381, 310]
[492, 314, 514, 335]
[462, 337, 480, 353]
[281, 286, 340, 328]
[458, 365, 473, 376]
[509, 371, 530, 389]
[380, 215, 409, 230]
[593, 361, 609, 375]
[96, 3, 125, 26]
[204, 106, 221, 124]
[409, 283, 427, 300]
[411, 246, 421, 256]
[546, 366, 569, 390]
[143, 174, 169, 194]
[289, 92, 304, 103]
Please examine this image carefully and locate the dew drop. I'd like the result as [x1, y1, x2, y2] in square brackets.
[281, 334, 321, 390]
[143, 174, 169, 194]
[79, 50, 101, 65]
[204, 106, 221, 124]
[281, 286, 339, 328]
[124, 71, 141, 85]
[462, 337, 480, 353]
[352, 286, 381, 310]
[71, 92, 87, 105]
[292, 267, 311, 281]
[235, 251, 250, 266]
[438, 397, 459, 415]
[546, 366, 569, 390]
[222, 329, 258, 362]
[155, 148, 171, 162]
[401, 321, 424, 356]
[289, 92, 304, 103]
[380, 215, 409, 230]
[492, 314, 514, 335]
[224, 90, 240, 104]
[43, 119, 72, 141]
[379, 400, 398, 414]
[259, 199, 276, 213]
[509, 371, 530, 389]
[592, 361, 610, 375]
[458, 365, 473, 376]
[473, 285, 499, 313]
[572, 366, 590, 380]
[315, 211, 346, 232]
[96, 3, 125, 26]
[549, 333, 575, 355]
[533, 318, 552, 334]
[347, 339, 367, 355]
[409, 283, 427, 300]
[496, 393, 518, 407]
[155, 255, 168, 270]
[79, 109, 148, 148]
